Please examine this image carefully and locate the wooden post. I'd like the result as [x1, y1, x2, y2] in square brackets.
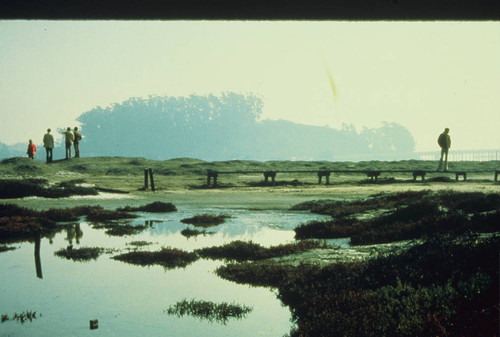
[144, 169, 149, 189]
[207, 170, 218, 187]
[148, 168, 155, 191]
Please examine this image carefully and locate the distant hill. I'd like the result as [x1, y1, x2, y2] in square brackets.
[0, 93, 416, 161]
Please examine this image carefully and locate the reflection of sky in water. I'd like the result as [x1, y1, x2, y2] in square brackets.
[0, 207, 330, 337]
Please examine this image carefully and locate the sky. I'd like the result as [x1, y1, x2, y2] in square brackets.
[0, 20, 499, 152]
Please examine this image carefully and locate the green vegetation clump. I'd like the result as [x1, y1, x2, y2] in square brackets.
[217, 233, 499, 337]
[112, 247, 198, 269]
[54, 246, 106, 262]
[294, 190, 500, 245]
[166, 299, 253, 324]
[86, 209, 138, 222]
[180, 214, 229, 227]
[1, 311, 39, 324]
[180, 228, 215, 238]
[90, 222, 147, 236]
[0, 215, 56, 242]
[127, 241, 153, 247]
[0, 179, 98, 199]
[0, 245, 16, 253]
[117, 201, 177, 213]
[196, 240, 324, 262]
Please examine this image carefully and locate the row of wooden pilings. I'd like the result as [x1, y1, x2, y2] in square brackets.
[206, 169, 500, 187]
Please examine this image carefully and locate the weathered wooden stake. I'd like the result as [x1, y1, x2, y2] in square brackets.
[148, 168, 155, 191]
[144, 169, 149, 189]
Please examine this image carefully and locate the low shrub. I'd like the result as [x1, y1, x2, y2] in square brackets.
[180, 214, 229, 227]
[112, 247, 198, 269]
[117, 201, 177, 213]
[90, 222, 147, 236]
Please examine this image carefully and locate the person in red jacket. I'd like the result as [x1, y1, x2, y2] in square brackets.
[27, 139, 36, 159]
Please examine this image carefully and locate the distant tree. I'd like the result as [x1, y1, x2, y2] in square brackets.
[77, 93, 264, 159]
[360, 122, 415, 154]
[74, 94, 416, 161]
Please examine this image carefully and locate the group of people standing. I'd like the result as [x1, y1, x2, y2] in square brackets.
[27, 127, 82, 163]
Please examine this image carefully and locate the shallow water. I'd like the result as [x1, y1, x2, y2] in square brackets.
[0, 205, 331, 337]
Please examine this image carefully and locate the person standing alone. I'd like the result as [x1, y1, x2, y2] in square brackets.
[43, 128, 54, 163]
[437, 128, 451, 171]
[62, 127, 74, 159]
[73, 127, 82, 158]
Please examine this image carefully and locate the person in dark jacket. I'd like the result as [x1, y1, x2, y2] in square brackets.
[73, 127, 82, 158]
[437, 128, 451, 171]
[62, 127, 74, 159]
[43, 128, 54, 163]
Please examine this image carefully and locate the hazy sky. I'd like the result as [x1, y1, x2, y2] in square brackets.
[1, 20, 499, 152]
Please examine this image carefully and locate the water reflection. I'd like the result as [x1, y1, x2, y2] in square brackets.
[1, 207, 330, 337]
[34, 234, 42, 279]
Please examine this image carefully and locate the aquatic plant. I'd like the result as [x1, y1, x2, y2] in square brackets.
[196, 240, 324, 262]
[54, 246, 106, 262]
[127, 240, 153, 247]
[0, 245, 16, 253]
[180, 214, 229, 227]
[112, 247, 198, 269]
[165, 299, 253, 324]
[117, 201, 177, 213]
[1, 311, 39, 324]
[90, 222, 147, 236]
[86, 209, 138, 222]
[218, 233, 499, 337]
[180, 227, 214, 238]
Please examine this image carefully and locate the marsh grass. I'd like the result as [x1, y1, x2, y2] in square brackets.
[0, 179, 97, 199]
[126, 240, 154, 247]
[0, 215, 56, 242]
[117, 201, 177, 213]
[86, 209, 138, 222]
[1, 311, 39, 324]
[180, 214, 229, 227]
[196, 240, 325, 262]
[112, 247, 198, 269]
[54, 246, 107, 262]
[294, 190, 500, 245]
[166, 299, 253, 324]
[217, 233, 499, 337]
[0, 245, 16, 253]
[180, 227, 215, 238]
[90, 222, 147, 236]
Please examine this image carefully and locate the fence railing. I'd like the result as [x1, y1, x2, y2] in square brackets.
[416, 150, 499, 162]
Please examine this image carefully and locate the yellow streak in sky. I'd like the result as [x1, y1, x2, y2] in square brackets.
[323, 63, 338, 102]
